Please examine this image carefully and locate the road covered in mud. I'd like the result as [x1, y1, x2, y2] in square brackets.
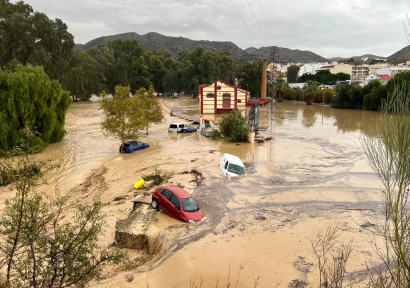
[0, 98, 385, 287]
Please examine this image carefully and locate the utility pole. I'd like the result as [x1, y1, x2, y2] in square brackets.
[268, 46, 278, 114]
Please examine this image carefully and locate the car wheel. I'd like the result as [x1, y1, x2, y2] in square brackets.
[151, 199, 159, 210]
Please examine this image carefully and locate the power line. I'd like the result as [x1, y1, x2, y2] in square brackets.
[230, 0, 262, 47]
[246, 0, 269, 47]
[257, 0, 278, 46]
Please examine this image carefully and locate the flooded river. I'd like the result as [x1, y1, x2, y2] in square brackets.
[1, 98, 384, 287]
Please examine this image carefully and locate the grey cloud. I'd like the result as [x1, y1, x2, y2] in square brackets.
[24, 0, 410, 58]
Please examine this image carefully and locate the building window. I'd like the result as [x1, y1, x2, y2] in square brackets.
[222, 93, 231, 99]
[217, 86, 222, 90]
[206, 93, 215, 98]
[237, 100, 242, 103]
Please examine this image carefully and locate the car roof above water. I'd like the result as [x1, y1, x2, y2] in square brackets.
[161, 185, 191, 198]
[222, 153, 245, 167]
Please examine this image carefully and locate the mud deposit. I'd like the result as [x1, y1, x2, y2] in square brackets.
[0, 99, 386, 287]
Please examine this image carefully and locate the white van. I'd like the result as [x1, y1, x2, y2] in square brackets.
[169, 123, 188, 133]
[219, 153, 246, 177]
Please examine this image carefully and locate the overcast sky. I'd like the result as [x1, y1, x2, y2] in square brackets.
[24, 0, 410, 58]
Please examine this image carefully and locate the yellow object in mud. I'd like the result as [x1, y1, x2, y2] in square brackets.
[134, 179, 145, 190]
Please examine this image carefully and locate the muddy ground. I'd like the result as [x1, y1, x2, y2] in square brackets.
[0, 98, 385, 287]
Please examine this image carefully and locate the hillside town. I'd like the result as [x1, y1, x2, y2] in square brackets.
[270, 59, 410, 85]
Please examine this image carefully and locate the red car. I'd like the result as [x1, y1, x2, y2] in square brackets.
[151, 185, 204, 223]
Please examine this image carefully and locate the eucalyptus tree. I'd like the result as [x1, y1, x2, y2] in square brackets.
[0, 0, 74, 81]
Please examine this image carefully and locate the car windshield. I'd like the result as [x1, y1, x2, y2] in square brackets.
[181, 197, 199, 212]
[227, 163, 245, 175]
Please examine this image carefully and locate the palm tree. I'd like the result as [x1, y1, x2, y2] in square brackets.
[275, 77, 287, 102]
[303, 81, 319, 105]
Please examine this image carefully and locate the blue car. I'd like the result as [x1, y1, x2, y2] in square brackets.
[120, 141, 150, 153]
[180, 126, 197, 133]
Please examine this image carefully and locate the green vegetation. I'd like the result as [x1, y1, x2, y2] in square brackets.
[303, 81, 320, 105]
[217, 111, 249, 142]
[237, 60, 267, 98]
[136, 86, 164, 134]
[0, 138, 123, 287]
[331, 72, 410, 111]
[275, 77, 287, 102]
[360, 78, 410, 287]
[0, 0, 74, 81]
[101, 85, 163, 148]
[298, 70, 350, 84]
[142, 167, 165, 185]
[287, 65, 300, 83]
[0, 64, 71, 151]
[283, 88, 304, 101]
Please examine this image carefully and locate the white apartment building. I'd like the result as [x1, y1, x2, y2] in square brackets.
[298, 63, 328, 76]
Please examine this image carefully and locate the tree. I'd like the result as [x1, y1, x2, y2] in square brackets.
[237, 61, 266, 98]
[275, 77, 287, 102]
[214, 50, 237, 85]
[0, 64, 71, 151]
[287, 65, 300, 83]
[101, 85, 145, 150]
[348, 84, 363, 108]
[63, 51, 105, 101]
[0, 135, 123, 287]
[303, 81, 319, 105]
[363, 80, 387, 111]
[135, 86, 164, 135]
[217, 111, 249, 142]
[298, 70, 350, 85]
[0, 0, 74, 81]
[331, 83, 352, 109]
[177, 47, 217, 97]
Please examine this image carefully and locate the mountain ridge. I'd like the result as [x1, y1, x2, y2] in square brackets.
[75, 32, 326, 63]
[75, 31, 408, 64]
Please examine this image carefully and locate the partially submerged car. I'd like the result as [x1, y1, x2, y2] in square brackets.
[219, 153, 246, 177]
[119, 141, 149, 153]
[151, 185, 204, 223]
[168, 123, 196, 133]
[181, 126, 197, 133]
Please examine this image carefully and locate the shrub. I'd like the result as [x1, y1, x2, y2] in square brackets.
[142, 167, 165, 185]
[284, 89, 304, 101]
[332, 84, 353, 109]
[313, 91, 324, 103]
[218, 111, 249, 142]
[211, 130, 222, 140]
[363, 85, 388, 111]
[284, 88, 295, 100]
[323, 89, 336, 104]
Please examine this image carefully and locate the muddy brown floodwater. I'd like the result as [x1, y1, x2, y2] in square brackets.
[0, 98, 385, 287]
